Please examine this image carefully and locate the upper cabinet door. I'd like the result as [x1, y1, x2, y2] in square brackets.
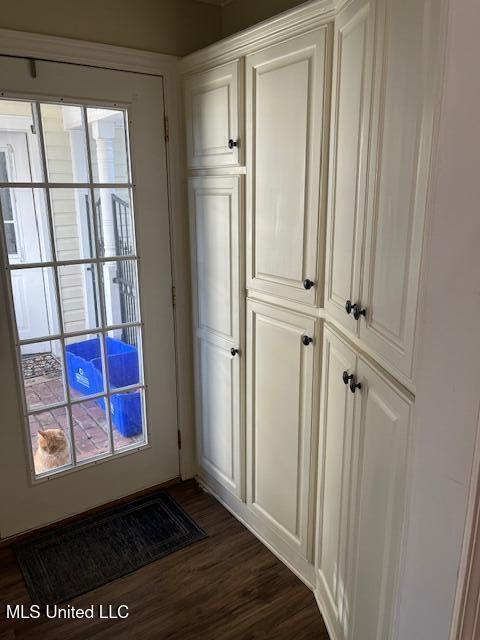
[246, 29, 330, 304]
[246, 300, 316, 559]
[348, 357, 412, 640]
[315, 327, 357, 640]
[324, 0, 375, 332]
[188, 176, 243, 497]
[359, 0, 437, 379]
[184, 61, 242, 169]
[189, 175, 241, 344]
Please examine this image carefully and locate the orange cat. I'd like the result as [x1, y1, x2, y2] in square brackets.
[34, 429, 70, 474]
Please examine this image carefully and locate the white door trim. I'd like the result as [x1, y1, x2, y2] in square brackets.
[0, 28, 196, 480]
[450, 402, 480, 640]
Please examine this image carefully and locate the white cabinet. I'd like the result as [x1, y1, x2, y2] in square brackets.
[348, 356, 411, 640]
[325, 0, 437, 380]
[315, 327, 357, 639]
[189, 176, 243, 497]
[184, 61, 242, 168]
[316, 326, 412, 640]
[359, 0, 432, 379]
[324, 0, 374, 333]
[246, 300, 317, 559]
[246, 28, 330, 304]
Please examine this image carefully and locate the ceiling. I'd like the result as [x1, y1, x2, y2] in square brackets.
[195, 0, 233, 6]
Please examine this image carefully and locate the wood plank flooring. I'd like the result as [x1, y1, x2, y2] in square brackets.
[0, 480, 329, 640]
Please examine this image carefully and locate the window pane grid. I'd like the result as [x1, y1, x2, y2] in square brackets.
[0, 98, 147, 478]
[16, 322, 143, 347]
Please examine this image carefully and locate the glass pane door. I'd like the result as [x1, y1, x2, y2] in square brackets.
[0, 99, 147, 478]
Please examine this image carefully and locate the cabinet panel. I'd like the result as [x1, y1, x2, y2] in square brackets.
[246, 29, 329, 304]
[348, 358, 411, 640]
[184, 61, 241, 168]
[360, 0, 433, 378]
[197, 336, 240, 493]
[189, 176, 240, 342]
[247, 300, 316, 556]
[189, 176, 243, 497]
[325, 0, 375, 332]
[316, 327, 356, 639]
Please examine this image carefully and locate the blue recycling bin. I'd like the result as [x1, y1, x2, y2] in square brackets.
[65, 337, 142, 437]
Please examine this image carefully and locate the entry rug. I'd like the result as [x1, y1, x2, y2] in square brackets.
[14, 491, 207, 606]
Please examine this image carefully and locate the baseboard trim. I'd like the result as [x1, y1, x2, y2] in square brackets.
[196, 471, 316, 591]
[315, 588, 340, 640]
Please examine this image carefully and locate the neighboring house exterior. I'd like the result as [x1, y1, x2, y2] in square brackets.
[0, 100, 130, 343]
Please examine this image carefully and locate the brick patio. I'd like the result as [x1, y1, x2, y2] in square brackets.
[26, 368, 143, 466]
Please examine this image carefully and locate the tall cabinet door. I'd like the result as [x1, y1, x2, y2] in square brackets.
[324, 0, 375, 332]
[246, 300, 316, 559]
[189, 176, 243, 497]
[348, 358, 412, 640]
[359, 0, 438, 379]
[246, 28, 330, 304]
[315, 327, 357, 640]
[184, 61, 242, 168]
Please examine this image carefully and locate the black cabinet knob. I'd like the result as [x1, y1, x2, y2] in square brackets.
[345, 300, 353, 315]
[303, 279, 315, 290]
[230, 348, 239, 356]
[350, 378, 362, 394]
[342, 371, 354, 385]
[228, 139, 238, 149]
[302, 335, 313, 346]
[352, 304, 367, 320]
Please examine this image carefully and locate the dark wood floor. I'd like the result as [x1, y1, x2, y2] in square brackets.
[0, 480, 329, 640]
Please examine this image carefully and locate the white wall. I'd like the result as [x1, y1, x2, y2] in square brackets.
[396, 1, 480, 637]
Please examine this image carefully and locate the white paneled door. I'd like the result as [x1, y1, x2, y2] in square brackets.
[247, 300, 317, 559]
[184, 61, 241, 169]
[0, 57, 179, 537]
[348, 356, 411, 640]
[189, 176, 243, 498]
[324, 0, 374, 333]
[315, 326, 412, 640]
[325, 0, 436, 381]
[359, 0, 433, 379]
[315, 327, 356, 640]
[246, 29, 330, 304]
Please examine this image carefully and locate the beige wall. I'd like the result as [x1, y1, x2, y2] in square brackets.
[0, 0, 222, 56]
[395, 0, 480, 637]
[221, 0, 310, 37]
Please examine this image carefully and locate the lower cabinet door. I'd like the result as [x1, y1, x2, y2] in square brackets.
[348, 357, 412, 640]
[189, 175, 243, 498]
[246, 300, 317, 560]
[196, 334, 242, 496]
[315, 326, 357, 640]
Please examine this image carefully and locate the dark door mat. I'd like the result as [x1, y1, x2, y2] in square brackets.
[14, 491, 207, 606]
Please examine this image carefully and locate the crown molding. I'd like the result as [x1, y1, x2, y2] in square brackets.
[180, 0, 338, 73]
[0, 28, 178, 77]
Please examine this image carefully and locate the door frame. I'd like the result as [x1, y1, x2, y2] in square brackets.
[0, 28, 196, 490]
[450, 402, 480, 639]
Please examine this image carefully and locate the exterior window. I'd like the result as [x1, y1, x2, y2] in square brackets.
[0, 99, 146, 479]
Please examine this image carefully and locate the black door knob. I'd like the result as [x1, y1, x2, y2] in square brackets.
[303, 279, 315, 290]
[230, 348, 239, 356]
[350, 378, 362, 394]
[342, 371, 354, 385]
[228, 139, 238, 149]
[302, 335, 313, 346]
[352, 304, 367, 320]
[345, 300, 353, 315]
